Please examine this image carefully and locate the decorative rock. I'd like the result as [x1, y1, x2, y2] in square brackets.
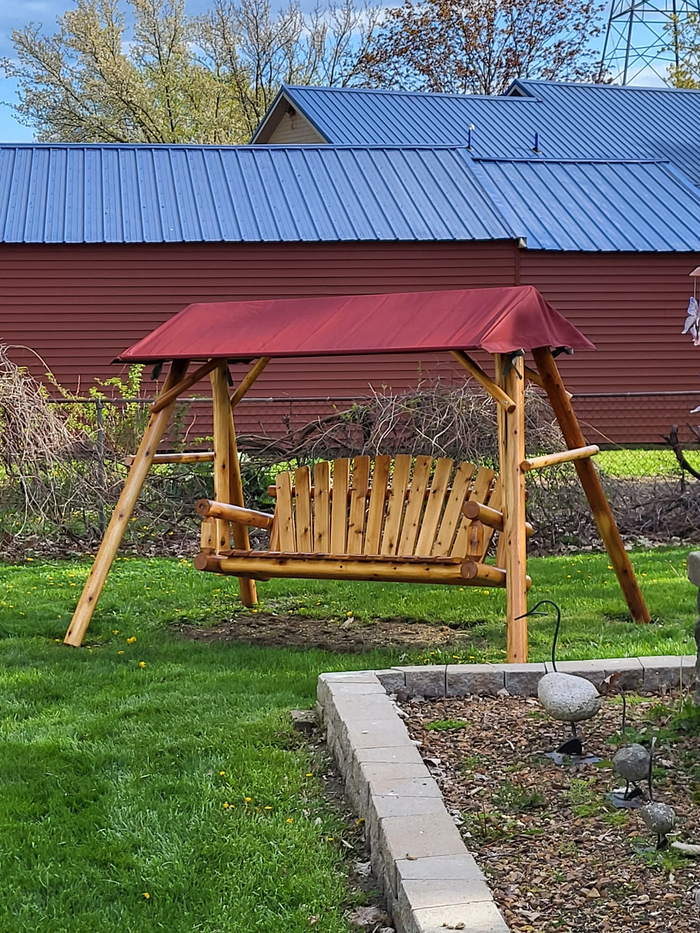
[537, 671, 601, 723]
[641, 802, 676, 838]
[613, 744, 650, 784]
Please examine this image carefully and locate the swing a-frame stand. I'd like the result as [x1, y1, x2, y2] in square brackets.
[64, 287, 650, 658]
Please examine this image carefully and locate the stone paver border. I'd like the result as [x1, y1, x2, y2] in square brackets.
[317, 655, 697, 933]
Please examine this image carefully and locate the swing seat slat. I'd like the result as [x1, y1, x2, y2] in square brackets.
[194, 456, 517, 588]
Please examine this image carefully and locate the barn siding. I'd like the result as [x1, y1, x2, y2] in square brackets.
[0, 241, 517, 436]
[519, 251, 700, 444]
[1, 241, 697, 445]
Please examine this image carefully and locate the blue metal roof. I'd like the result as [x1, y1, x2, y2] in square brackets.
[2, 143, 700, 251]
[471, 158, 700, 252]
[0, 143, 514, 244]
[278, 81, 700, 186]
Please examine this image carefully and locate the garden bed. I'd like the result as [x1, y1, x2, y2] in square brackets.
[401, 694, 700, 933]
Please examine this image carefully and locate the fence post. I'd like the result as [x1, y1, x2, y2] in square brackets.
[95, 398, 106, 534]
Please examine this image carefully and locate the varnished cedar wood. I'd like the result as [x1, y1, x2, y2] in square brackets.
[0, 241, 697, 444]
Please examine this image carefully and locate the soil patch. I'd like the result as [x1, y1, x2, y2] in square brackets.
[175, 612, 478, 653]
[401, 694, 700, 933]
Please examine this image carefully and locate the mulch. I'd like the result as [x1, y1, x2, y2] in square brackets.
[400, 694, 700, 933]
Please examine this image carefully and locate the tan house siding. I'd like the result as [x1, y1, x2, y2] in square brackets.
[265, 111, 326, 144]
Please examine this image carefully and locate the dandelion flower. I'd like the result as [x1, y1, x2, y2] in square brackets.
[143, 892, 150, 899]
[127, 636, 137, 644]
[286, 818, 294, 824]
[118, 651, 124, 655]
[112, 630, 120, 635]
[244, 796, 252, 802]
[139, 661, 146, 668]
[264, 806, 272, 810]
[219, 771, 226, 776]
[305, 773, 313, 777]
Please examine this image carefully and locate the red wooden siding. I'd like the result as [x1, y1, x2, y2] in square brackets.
[0, 241, 697, 445]
[519, 252, 700, 444]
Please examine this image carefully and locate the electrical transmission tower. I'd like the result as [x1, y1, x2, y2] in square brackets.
[601, 1, 700, 84]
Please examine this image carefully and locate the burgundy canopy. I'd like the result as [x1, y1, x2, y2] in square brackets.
[118, 285, 594, 362]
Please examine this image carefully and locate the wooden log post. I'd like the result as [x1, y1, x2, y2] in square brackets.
[64, 359, 189, 647]
[497, 353, 529, 662]
[210, 364, 257, 607]
[532, 347, 651, 624]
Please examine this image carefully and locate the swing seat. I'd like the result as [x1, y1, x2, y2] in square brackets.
[193, 455, 532, 590]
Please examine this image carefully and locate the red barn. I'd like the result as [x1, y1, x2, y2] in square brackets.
[3, 79, 700, 445]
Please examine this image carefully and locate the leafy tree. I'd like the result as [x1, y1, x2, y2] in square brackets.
[668, 12, 700, 88]
[359, 0, 605, 96]
[1, 0, 379, 143]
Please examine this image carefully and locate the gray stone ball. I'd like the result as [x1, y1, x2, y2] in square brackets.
[537, 671, 602, 723]
[613, 743, 650, 784]
[641, 802, 676, 837]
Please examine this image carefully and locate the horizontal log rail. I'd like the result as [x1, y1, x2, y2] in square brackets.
[195, 499, 275, 529]
[520, 445, 599, 472]
[462, 500, 534, 538]
[193, 550, 512, 587]
[452, 350, 516, 413]
[151, 359, 220, 413]
[124, 451, 215, 466]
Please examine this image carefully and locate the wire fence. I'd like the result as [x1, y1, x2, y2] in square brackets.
[0, 387, 688, 560]
[48, 391, 700, 481]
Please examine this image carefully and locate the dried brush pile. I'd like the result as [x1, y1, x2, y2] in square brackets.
[1, 365, 698, 558]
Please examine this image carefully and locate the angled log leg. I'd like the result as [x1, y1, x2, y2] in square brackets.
[64, 359, 189, 646]
[532, 346, 650, 624]
[498, 353, 528, 662]
[210, 363, 257, 607]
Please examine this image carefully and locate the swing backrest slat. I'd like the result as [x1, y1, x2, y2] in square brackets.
[270, 456, 499, 562]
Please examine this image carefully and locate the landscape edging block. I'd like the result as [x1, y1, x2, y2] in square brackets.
[317, 653, 699, 933]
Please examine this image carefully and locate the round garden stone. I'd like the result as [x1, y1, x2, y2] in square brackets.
[641, 802, 676, 837]
[613, 744, 650, 784]
[537, 671, 601, 723]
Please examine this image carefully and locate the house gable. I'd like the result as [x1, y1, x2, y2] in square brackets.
[250, 92, 328, 144]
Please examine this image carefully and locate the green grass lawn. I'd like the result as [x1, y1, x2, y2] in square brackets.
[596, 447, 700, 478]
[0, 546, 698, 931]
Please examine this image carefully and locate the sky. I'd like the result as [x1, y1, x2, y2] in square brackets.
[0, 1, 666, 143]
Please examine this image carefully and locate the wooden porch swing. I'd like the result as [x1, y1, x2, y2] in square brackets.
[64, 286, 650, 660]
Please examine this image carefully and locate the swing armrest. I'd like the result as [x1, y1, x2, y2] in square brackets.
[195, 499, 275, 530]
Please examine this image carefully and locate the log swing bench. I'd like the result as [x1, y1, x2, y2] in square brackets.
[64, 286, 651, 661]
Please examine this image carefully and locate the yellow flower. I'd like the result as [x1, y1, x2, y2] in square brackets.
[327, 837, 334, 841]
[286, 818, 294, 824]
[482, 589, 490, 595]
[127, 636, 137, 644]
[143, 892, 150, 899]
[219, 771, 226, 776]
[223, 802, 229, 809]
[245, 796, 252, 802]
[305, 773, 313, 777]
[25, 557, 34, 562]
[118, 651, 124, 655]
[54, 638, 61, 643]
[112, 630, 120, 635]
[346, 611, 353, 616]
[264, 806, 272, 810]
[139, 661, 146, 668]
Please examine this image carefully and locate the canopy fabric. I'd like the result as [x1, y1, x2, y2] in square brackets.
[118, 285, 594, 363]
